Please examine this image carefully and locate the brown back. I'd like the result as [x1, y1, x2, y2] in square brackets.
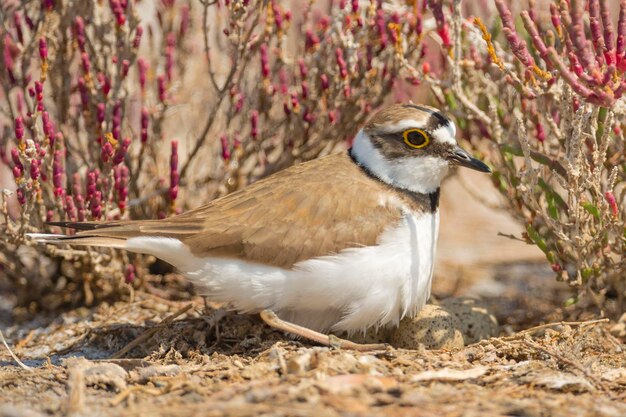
[74, 152, 431, 268]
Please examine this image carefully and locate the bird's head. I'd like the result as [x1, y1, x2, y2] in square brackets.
[350, 104, 490, 194]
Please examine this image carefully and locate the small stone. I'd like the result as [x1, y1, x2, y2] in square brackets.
[134, 364, 182, 384]
[610, 322, 626, 339]
[0, 405, 45, 417]
[601, 368, 626, 384]
[84, 363, 128, 392]
[389, 304, 464, 350]
[610, 313, 626, 339]
[286, 351, 313, 375]
[440, 297, 499, 344]
[63, 358, 128, 392]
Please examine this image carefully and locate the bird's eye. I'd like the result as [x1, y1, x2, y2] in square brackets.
[403, 129, 430, 149]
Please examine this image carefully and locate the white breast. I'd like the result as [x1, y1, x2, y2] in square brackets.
[125, 210, 440, 334]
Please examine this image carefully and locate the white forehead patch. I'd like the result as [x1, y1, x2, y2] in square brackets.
[377, 119, 428, 134]
[431, 123, 457, 146]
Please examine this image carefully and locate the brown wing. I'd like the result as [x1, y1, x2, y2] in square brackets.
[62, 152, 405, 268]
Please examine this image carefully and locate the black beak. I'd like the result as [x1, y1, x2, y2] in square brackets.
[449, 146, 491, 173]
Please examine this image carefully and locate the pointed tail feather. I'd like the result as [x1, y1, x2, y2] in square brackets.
[45, 221, 115, 231]
[28, 217, 200, 253]
[27, 233, 127, 249]
[28, 230, 192, 270]
[27, 219, 143, 248]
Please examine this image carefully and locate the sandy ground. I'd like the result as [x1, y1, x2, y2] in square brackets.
[1, 175, 625, 416]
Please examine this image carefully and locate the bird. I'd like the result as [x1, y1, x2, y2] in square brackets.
[29, 104, 490, 350]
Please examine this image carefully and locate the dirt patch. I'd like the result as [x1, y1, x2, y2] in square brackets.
[2, 182, 624, 416]
[1, 279, 625, 417]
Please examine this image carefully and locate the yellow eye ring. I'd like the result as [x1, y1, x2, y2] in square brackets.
[403, 128, 430, 149]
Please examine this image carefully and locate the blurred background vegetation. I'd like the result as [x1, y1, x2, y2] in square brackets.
[0, 0, 623, 320]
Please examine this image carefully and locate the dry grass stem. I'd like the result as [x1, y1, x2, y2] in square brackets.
[112, 303, 193, 359]
[0, 329, 33, 372]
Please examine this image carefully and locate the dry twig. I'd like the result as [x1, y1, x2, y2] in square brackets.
[0, 329, 34, 372]
[111, 303, 193, 359]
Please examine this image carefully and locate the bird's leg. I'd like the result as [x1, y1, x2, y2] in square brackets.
[201, 307, 228, 344]
[259, 310, 388, 352]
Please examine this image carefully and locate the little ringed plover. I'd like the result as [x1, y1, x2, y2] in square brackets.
[30, 104, 490, 350]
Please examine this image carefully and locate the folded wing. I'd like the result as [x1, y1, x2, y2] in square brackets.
[33, 152, 405, 269]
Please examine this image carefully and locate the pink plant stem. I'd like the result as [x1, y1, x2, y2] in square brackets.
[179, 6, 190, 39]
[335, 48, 348, 78]
[140, 107, 149, 143]
[374, 9, 387, 48]
[90, 191, 102, 219]
[527, 0, 537, 24]
[555, 6, 584, 77]
[605, 191, 618, 217]
[426, 0, 450, 48]
[81, 52, 91, 74]
[546, 48, 594, 99]
[599, 0, 615, 64]
[72, 173, 82, 197]
[137, 58, 148, 93]
[588, 0, 605, 61]
[78, 78, 89, 110]
[3, 34, 16, 84]
[86, 171, 97, 200]
[550, 4, 561, 34]
[34, 81, 44, 112]
[133, 25, 143, 49]
[165, 32, 175, 82]
[520, 12, 552, 69]
[115, 164, 129, 213]
[74, 17, 86, 51]
[112, 101, 122, 140]
[16, 189, 25, 205]
[11, 148, 23, 179]
[65, 195, 77, 221]
[298, 58, 307, 78]
[39, 37, 48, 79]
[169, 141, 179, 204]
[101, 141, 114, 163]
[250, 110, 259, 139]
[13, 12, 23, 44]
[14, 117, 24, 147]
[495, 0, 535, 69]
[566, 0, 598, 76]
[158, 74, 166, 102]
[52, 150, 64, 197]
[260, 43, 270, 78]
[124, 264, 136, 283]
[75, 195, 86, 221]
[220, 134, 231, 160]
[39, 37, 48, 59]
[617, 1, 626, 69]
[30, 159, 40, 180]
[113, 137, 131, 165]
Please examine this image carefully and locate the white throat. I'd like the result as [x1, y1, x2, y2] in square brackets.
[350, 130, 449, 194]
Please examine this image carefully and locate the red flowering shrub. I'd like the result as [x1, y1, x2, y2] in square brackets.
[0, 0, 437, 310]
[437, 0, 625, 315]
[2, 0, 623, 316]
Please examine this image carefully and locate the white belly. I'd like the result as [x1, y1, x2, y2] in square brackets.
[126, 211, 440, 334]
